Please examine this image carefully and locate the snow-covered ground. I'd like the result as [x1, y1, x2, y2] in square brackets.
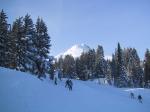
[0, 67, 150, 112]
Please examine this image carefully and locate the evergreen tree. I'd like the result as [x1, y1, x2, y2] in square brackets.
[87, 49, 96, 78]
[62, 55, 75, 78]
[56, 55, 64, 71]
[75, 57, 82, 79]
[48, 56, 55, 80]
[124, 48, 133, 77]
[123, 48, 143, 87]
[75, 57, 88, 80]
[76, 49, 96, 79]
[11, 17, 26, 71]
[131, 49, 143, 87]
[0, 11, 52, 78]
[95, 45, 106, 78]
[115, 43, 128, 87]
[6, 26, 17, 69]
[34, 17, 51, 78]
[23, 14, 36, 73]
[124, 48, 135, 87]
[79, 52, 90, 80]
[0, 9, 9, 67]
[106, 60, 112, 85]
[144, 49, 150, 87]
[110, 54, 117, 83]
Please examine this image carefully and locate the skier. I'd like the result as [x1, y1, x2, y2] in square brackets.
[58, 70, 62, 81]
[69, 79, 73, 91]
[65, 79, 73, 91]
[54, 77, 57, 85]
[138, 95, 142, 103]
[130, 92, 134, 99]
[65, 79, 70, 88]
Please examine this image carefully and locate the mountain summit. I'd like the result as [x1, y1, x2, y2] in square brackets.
[55, 44, 112, 60]
[56, 44, 90, 59]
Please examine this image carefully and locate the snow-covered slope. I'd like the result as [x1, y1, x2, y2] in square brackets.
[56, 44, 112, 60]
[0, 67, 150, 112]
[56, 44, 90, 59]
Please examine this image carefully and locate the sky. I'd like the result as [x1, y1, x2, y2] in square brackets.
[0, 0, 150, 59]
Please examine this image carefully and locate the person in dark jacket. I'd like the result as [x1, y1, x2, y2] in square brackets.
[54, 77, 57, 85]
[68, 79, 73, 90]
[138, 95, 142, 103]
[65, 79, 69, 88]
[65, 79, 73, 91]
[130, 92, 134, 99]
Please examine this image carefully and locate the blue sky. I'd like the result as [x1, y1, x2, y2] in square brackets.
[0, 0, 150, 59]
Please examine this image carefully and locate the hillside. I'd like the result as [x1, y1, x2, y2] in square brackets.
[0, 67, 150, 112]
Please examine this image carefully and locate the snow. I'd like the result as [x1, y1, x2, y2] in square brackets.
[105, 55, 112, 60]
[0, 67, 150, 112]
[55, 44, 90, 59]
[55, 44, 112, 60]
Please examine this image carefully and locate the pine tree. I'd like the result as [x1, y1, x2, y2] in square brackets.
[32, 17, 51, 78]
[95, 45, 106, 78]
[49, 62, 55, 80]
[6, 27, 17, 69]
[56, 55, 64, 71]
[144, 49, 150, 87]
[75, 58, 82, 79]
[23, 14, 36, 73]
[87, 49, 96, 78]
[131, 48, 143, 87]
[110, 54, 117, 83]
[115, 43, 128, 87]
[11, 17, 26, 71]
[123, 48, 143, 87]
[0, 9, 9, 67]
[124, 48, 134, 87]
[62, 55, 75, 78]
[79, 52, 90, 80]
[75, 56, 87, 80]
[48, 56, 55, 80]
[106, 60, 112, 85]
[0, 12, 52, 77]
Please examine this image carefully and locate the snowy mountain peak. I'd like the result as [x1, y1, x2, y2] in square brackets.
[55, 44, 112, 60]
[56, 44, 90, 59]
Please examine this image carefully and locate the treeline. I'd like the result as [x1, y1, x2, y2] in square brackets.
[56, 44, 150, 88]
[0, 10, 52, 78]
[1, 10, 150, 88]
